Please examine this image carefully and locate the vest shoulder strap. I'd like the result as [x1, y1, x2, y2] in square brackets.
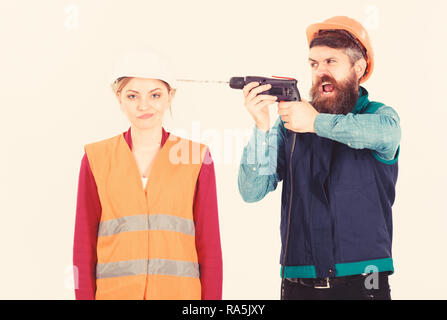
[84, 134, 121, 181]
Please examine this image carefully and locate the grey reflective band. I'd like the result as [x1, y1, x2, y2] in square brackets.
[96, 259, 200, 279]
[148, 215, 195, 236]
[98, 214, 195, 237]
[148, 259, 200, 278]
[96, 259, 147, 279]
[98, 215, 147, 236]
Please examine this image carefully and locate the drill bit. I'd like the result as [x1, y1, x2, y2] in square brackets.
[176, 79, 230, 85]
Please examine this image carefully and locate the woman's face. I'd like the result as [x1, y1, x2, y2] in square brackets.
[117, 77, 175, 130]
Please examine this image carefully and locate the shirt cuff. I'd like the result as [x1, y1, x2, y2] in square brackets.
[243, 124, 270, 171]
[254, 124, 269, 148]
[314, 113, 337, 139]
[248, 124, 269, 156]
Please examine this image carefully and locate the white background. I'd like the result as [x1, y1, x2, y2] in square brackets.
[0, 0, 446, 299]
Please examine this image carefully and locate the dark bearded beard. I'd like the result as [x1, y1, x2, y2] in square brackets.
[310, 71, 359, 115]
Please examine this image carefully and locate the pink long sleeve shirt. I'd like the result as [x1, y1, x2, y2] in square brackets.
[73, 127, 223, 300]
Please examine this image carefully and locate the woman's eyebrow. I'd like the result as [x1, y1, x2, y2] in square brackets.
[126, 88, 162, 93]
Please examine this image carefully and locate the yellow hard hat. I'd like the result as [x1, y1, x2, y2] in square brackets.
[306, 16, 374, 83]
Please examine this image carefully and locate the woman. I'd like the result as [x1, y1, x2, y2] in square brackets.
[73, 50, 222, 300]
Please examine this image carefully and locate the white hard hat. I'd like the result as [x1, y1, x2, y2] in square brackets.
[110, 49, 177, 90]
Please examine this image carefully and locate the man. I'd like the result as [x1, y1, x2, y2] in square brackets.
[238, 16, 400, 300]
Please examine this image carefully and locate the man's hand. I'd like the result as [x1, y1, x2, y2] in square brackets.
[243, 82, 278, 132]
[277, 99, 320, 133]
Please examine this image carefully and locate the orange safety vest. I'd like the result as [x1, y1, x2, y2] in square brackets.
[84, 131, 208, 300]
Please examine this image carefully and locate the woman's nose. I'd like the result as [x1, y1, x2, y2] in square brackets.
[137, 99, 151, 110]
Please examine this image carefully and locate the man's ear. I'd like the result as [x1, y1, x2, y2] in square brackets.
[354, 58, 367, 82]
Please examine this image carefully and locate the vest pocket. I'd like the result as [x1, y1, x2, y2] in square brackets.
[333, 183, 391, 263]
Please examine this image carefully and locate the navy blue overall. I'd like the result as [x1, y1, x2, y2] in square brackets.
[280, 90, 399, 279]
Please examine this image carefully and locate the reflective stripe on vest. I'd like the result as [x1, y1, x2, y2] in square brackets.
[96, 259, 200, 279]
[98, 214, 196, 237]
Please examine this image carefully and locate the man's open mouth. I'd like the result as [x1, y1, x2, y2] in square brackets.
[321, 82, 335, 95]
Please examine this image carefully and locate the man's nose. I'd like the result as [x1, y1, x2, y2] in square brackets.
[316, 70, 333, 84]
[316, 64, 330, 78]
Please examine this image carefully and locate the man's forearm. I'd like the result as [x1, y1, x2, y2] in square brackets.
[314, 107, 401, 160]
[238, 122, 283, 203]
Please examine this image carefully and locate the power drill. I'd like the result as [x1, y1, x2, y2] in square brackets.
[177, 76, 302, 102]
[229, 76, 301, 102]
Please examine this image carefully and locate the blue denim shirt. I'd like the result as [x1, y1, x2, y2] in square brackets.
[238, 86, 401, 203]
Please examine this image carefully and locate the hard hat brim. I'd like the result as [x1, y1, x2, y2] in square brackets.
[306, 21, 374, 83]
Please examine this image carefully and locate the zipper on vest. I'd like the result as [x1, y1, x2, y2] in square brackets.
[280, 132, 296, 300]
